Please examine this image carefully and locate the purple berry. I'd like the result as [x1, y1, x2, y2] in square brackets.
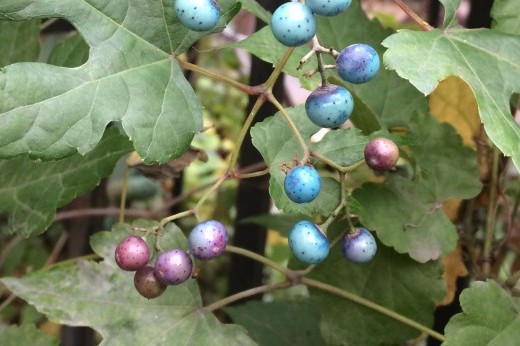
[188, 220, 228, 260]
[305, 84, 354, 128]
[114, 236, 150, 271]
[154, 249, 193, 285]
[364, 137, 399, 171]
[336, 43, 380, 84]
[341, 228, 377, 263]
[284, 165, 321, 203]
[289, 221, 329, 264]
[134, 265, 167, 299]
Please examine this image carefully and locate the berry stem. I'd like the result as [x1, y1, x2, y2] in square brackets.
[204, 281, 291, 312]
[310, 150, 365, 173]
[265, 48, 295, 91]
[192, 174, 229, 220]
[391, 0, 433, 31]
[235, 167, 270, 179]
[301, 277, 446, 342]
[312, 36, 329, 87]
[159, 209, 197, 230]
[225, 245, 292, 277]
[320, 172, 347, 231]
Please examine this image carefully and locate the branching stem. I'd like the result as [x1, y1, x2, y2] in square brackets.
[392, 0, 433, 30]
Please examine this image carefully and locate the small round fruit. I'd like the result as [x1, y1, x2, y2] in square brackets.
[114, 236, 150, 271]
[341, 228, 377, 263]
[306, 0, 352, 16]
[336, 43, 380, 84]
[364, 137, 399, 171]
[271, 2, 316, 47]
[154, 249, 193, 285]
[134, 265, 167, 299]
[284, 165, 321, 203]
[174, 0, 221, 32]
[188, 220, 228, 260]
[289, 221, 329, 264]
[305, 85, 354, 128]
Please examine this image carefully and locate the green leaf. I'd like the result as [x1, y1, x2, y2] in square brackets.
[0, 0, 242, 163]
[0, 20, 39, 67]
[47, 33, 89, 68]
[491, 0, 520, 35]
[226, 301, 326, 346]
[1, 224, 256, 346]
[250, 105, 340, 217]
[0, 128, 131, 237]
[444, 280, 520, 346]
[353, 176, 457, 262]
[240, 213, 310, 236]
[383, 28, 520, 171]
[238, 0, 271, 24]
[440, 0, 461, 28]
[305, 243, 445, 346]
[0, 324, 58, 346]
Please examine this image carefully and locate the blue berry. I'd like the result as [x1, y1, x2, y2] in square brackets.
[306, 0, 352, 16]
[341, 228, 377, 263]
[188, 220, 228, 260]
[114, 236, 150, 271]
[284, 165, 321, 203]
[174, 0, 221, 32]
[271, 3, 316, 47]
[336, 43, 380, 84]
[154, 249, 193, 285]
[289, 221, 329, 264]
[305, 85, 354, 128]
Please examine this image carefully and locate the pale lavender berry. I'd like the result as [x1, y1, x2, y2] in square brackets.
[114, 236, 150, 271]
[336, 43, 380, 84]
[341, 228, 377, 263]
[134, 265, 167, 299]
[188, 220, 228, 260]
[154, 249, 193, 285]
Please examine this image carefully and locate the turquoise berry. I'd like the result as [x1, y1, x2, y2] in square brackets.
[188, 220, 228, 260]
[306, 0, 352, 16]
[284, 165, 321, 203]
[174, 0, 221, 32]
[289, 221, 329, 264]
[341, 228, 377, 263]
[336, 43, 380, 84]
[305, 85, 354, 128]
[271, 2, 316, 47]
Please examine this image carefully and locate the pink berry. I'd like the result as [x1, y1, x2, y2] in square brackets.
[114, 236, 150, 271]
[364, 137, 399, 171]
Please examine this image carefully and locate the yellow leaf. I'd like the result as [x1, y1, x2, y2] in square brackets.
[437, 244, 469, 306]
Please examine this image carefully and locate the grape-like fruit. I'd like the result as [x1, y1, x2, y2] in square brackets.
[306, 0, 351, 16]
[154, 249, 193, 285]
[341, 228, 377, 263]
[271, 2, 316, 47]
[289, 221, 329, 264]
[364, 137, 399, 171]
[174, 0, 221, 32]
[284, 165, 321, 203]
[114, 236, 150, 271]
[188, 220, 228, 260]
[336, 43, 380, 84]
[305, 85, 354, 128]
[134, 265, 167, 299]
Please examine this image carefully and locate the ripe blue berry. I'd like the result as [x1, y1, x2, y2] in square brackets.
[134, 265, 167, 299]
[305, 85, 354, 128]
[115, 236, 150, 271]
[306, 0, 352, 16]
[188, 220, 228, 260]
[174, 0, 221, 32]
[154, 249, 193, 285]
[284, 165, 321, 203]
[341, 228, 377, 263]
[364, 137, 399, 171]
[336, 43, 380, 84]
[289, 221, 329, 264]
[271, 3, 316, 47]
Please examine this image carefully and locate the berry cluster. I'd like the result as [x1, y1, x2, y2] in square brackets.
[114, 220, 228, 299]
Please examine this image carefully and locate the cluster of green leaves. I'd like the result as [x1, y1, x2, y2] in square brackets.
[0, 0, 519, 345]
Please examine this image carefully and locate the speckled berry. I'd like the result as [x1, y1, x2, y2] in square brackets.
[284, 165, 321, 203]
[305, 85, 354, 128]
[188, 220, 228, 260]
[271, 2, 316, 47]
[342, 228, 377, 263]
[289, 221, 329, 264]
[306, 0, 351, 16]
[114, 236, 150, 271]
[364, 137, 399, 171]
[134, 265, 167, 299]
[174, 0, 221, 32]
[154, 249, 193, 285]
[336, 43, 380, 84]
